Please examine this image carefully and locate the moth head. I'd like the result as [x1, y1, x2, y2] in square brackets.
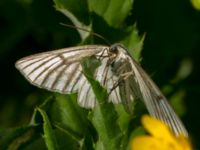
[110, 43, 128, 54]
[109, 43, 128, 59]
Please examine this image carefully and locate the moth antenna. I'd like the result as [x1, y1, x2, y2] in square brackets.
[60, 23, 111, 46]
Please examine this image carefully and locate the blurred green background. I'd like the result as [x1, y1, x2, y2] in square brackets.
[0, 0, 199, 148]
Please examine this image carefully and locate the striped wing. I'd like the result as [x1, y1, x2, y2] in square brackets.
[15, 45, 121, 108]
[112, 60, 140, 113]
[128, 57, 188, 136]
[107, 44, 188, 137]
[78, 56, 121, 107]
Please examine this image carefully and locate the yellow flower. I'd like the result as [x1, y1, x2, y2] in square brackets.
[191, 0, 200, 10]
[131, 115, 191, 150]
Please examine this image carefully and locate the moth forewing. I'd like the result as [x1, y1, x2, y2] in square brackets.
[15, 45, 107, 94]
[15, 45, 122, 109]
[108, 44, 188, 136]
[128, 55, 188, 137]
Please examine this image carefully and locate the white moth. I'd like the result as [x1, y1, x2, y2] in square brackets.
[15, 43, 188, 137]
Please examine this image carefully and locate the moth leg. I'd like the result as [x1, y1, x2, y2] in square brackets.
[108, 79, 122, 96]
[108, 72, 135, 114]
[96, 47, 109, 60]
[119, 71, 134, 80]
[108, 71, 134, 95]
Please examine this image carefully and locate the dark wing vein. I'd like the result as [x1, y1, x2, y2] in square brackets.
[129, 57, 188, 136]
[16, 45, 108, 95]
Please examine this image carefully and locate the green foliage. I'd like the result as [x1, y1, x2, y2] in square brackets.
[2, 0, 198, 149]
[88, 0, 133, 28]
[0, 0, 144, 149]
[37, 108, 59, 150]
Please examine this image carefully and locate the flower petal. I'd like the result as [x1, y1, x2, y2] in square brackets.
[142, 115, 175, 140]
[131, 136, 162, 150]
[177, 135, 192, 150]
[131, 115, 192, 150]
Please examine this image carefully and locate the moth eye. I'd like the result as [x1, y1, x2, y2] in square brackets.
[110, 45, 119, 54]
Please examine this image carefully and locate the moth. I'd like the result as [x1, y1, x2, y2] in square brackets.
[15, 43, 188, 137]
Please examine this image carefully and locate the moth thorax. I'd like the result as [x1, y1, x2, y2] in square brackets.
[111, 57, 129, 77]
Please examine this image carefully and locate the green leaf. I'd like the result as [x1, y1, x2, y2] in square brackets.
[50, 94, 90, 138]
[121, 25, 145, 62]
[53, 0, 91, 40]
[90, 105, 124, 150]
[115, 104, 132, 132]
[30, 94, 93, 149]
[82, 64, 125, 150]
[0, 126, 43, 150]
[88, 0, 134, 28]
[52, 127, 83, 150]
[53, 0, 90, 24]
[37, 108, 59, 150]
